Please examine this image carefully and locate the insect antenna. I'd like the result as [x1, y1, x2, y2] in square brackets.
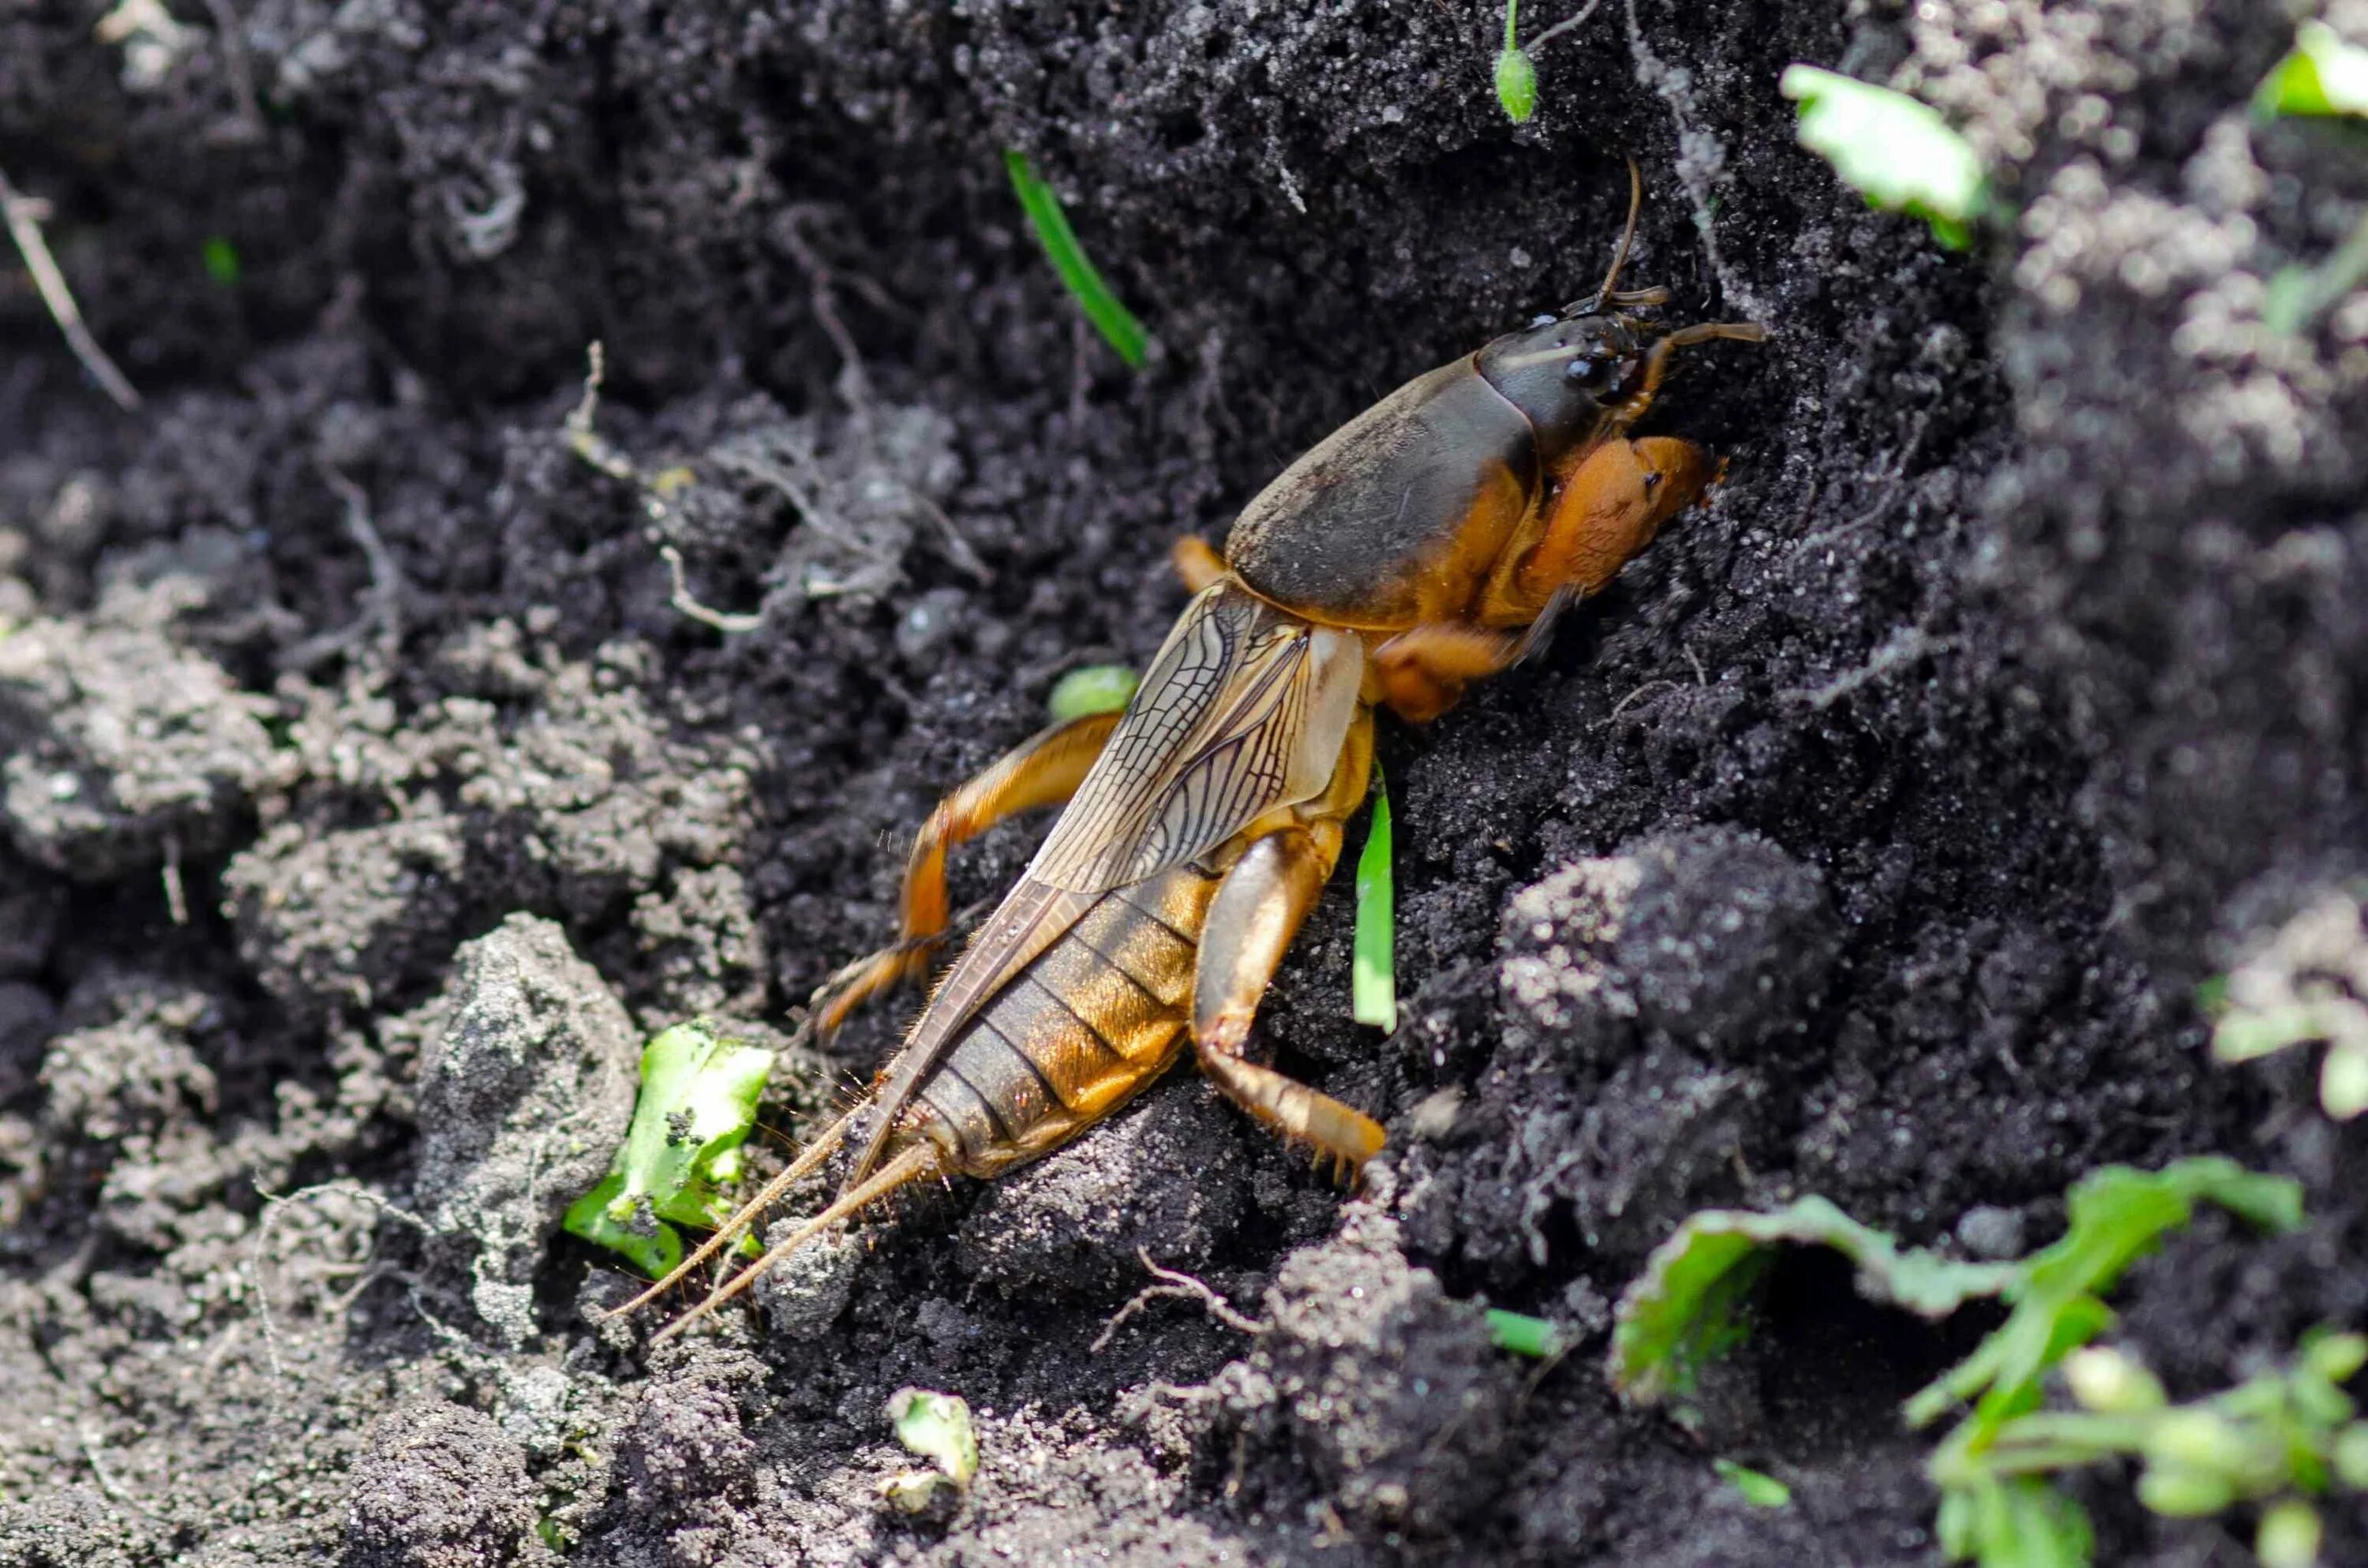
[1564, 156, 1646, 316]
[601, 1112, 852, 1320]
[652, 1141, 942, 1342]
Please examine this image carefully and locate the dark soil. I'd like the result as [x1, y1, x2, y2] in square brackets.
[2, 0, 2364, 1563]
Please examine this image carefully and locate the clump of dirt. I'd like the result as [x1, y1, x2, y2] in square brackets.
[2, 0, 2362, 1564]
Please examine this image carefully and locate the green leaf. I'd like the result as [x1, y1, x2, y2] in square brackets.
[2212, 1002, 2329, 1065]
[1352, 767, 1396, 1032]
[563, 1019, 775, 1273]
[1005, 151, 1149, 369]
[1778, 65, 1986, 249]
[2257, 1500, 2325, 1568]
[2256, 22, 2368, 119]
[1485, 1308, 1562, 1359]
[1941, 1476, 2094, 1568]
[1612, 1196, 2018, 1409]
[200, 236, 241, 287]
[1905, 1158, 2304, 1439]
[1712, 1458, 1792, 1508]
[882, 1387, 978, 1509]
[1047, 663, 1138, 723]
[1495, 47, 1539, 124]
[561, 1171, 680, 1278]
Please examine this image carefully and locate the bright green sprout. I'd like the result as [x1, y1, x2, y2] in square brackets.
[1612, 1160, 2306, 1568]
[1494, 46, 1538, 125]
[1712, 1458, 1793, 1509]
[1004, 151, 1148, 369]
[1485, 1308, 1562, 1359]
[1935, 1334, 2367, 1568]
[2255, 22, 2368, 119]
[1917, 1161, 2305, 1568]
[562, 1019, 775, 1278]
[1352, 765, 1396, 1032]
[1047, 663, 1138, 722]
[1779, 65, 1987, 250]
[200, 236, 241, 287]
[1492, 0, 1605, 123]
[1907, 1158, 2303, 1442]
[1611, 1194, 2018, 1419]
[882, 1387, 979, 1511]
[2260, 1499, 2325, 1568]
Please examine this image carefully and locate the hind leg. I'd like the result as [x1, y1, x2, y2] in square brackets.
[815, 709, 1122, 1035]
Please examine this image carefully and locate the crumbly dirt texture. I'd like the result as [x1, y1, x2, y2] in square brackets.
[2, 0, 2364, 1564]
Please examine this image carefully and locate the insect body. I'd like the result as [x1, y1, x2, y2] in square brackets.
[619, 168, 1763, 1336]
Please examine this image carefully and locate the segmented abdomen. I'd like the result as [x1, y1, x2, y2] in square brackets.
[913, 863, 1218, 1177]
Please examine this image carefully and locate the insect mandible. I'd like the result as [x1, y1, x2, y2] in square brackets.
[615, 163, 1763, 1338]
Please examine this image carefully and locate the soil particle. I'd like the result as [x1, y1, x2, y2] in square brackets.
[0, 1485, 168, 1568]
[343, 1401, 538, 1568]
[952, 1075, 1254, 1298]
[412, 914, 637, 1345]
[1215, 1207, 1519, 1537]
[0, 614, 281, 878]
[1499, 826, 1839, 1060]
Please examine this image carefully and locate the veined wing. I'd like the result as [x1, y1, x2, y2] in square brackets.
[1029, 578, 1364, 893]
[843, 579, 1363, 1188]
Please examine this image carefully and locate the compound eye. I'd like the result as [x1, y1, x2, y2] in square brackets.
[1563, 351, 1622, 397]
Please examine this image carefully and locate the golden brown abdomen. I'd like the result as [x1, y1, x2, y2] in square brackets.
[912, 863, 1220, 1177]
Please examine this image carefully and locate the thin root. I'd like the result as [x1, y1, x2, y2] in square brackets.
[1089, 1246, 1269, 1353]
[0, 164, 141, 411]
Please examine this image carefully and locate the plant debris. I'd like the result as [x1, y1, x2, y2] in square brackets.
[1779, 65, 1986, 249]
[882, 1387, 979, 1512]
[562, 1020, 775, 1278]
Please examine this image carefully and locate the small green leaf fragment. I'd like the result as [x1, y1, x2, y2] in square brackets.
[2258, 1500, 2325, 1568]
[1351, 769, 1396, 1033]
[2063, 1347, 2166, 1414]
[1779, 65, 1986, 249]
[2212, 1002, 2328, 1064]
[1047, 663, 1138, 722]
[2256, 23, 2368, 119]
[561, 1172, 680, 1278]
[883, 1387, 977, 1510]
[200, 236, 241, 287]
[2332, 1422, 2368, 1489]
[1712, 1458, 1792, 1508]
[2301, 1330, 2368, 1387]
[1495, 47, 1539, 124]
[2321, 1042, 2368, 1120]
[1005, 150, 1149, 369]
[1485, 1308, 1561, 1359]
[563, 1019, 775, 1273]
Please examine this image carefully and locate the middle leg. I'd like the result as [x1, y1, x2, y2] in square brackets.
[814, 709, 1122, 1035]
[1190, 708, 1386, 1173]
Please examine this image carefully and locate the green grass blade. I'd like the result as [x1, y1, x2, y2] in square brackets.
[1486, 1308, 1561, 1358]
[1353, 767, 1396, 1032]
[1004, 151, 1148, 369]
